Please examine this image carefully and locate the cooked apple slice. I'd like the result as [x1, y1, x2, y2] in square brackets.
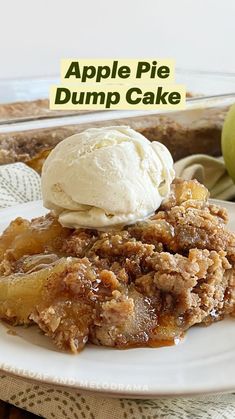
[0, 213, 70, 263]
[0, 258, 77, 325]
[173, 178, 209, 204]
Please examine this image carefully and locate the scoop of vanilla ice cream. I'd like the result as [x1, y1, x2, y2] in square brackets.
[41, 126, 175, 229]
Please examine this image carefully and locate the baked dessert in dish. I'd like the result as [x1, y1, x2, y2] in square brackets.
[0, 99, 93, 122]
[0, 106, 227, 168]
[0, 178, 234, 353]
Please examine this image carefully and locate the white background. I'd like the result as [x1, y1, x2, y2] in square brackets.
[0, 0, 235, 80]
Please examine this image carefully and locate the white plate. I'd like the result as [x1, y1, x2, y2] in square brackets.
[0, 199, 234, 398]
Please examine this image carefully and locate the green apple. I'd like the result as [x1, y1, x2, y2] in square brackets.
[222, 103, 235, 183]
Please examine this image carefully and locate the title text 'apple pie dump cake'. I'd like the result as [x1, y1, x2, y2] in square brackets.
[0, 127, 234, 353]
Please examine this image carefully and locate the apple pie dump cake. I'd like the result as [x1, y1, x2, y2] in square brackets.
[0, 179, 234, 353]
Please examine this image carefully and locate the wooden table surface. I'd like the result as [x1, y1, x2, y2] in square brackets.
[0, 401, 39, 418]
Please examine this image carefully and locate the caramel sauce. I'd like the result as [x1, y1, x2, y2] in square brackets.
[117, 338, 177, 350]
[111, 313, 185, 350]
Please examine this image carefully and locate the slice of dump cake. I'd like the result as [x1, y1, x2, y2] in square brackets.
[0, 178, 234, 353]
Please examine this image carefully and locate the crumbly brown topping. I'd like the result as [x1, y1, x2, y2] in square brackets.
[0, 179, 234, 352]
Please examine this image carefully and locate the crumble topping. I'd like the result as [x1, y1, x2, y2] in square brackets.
[0, 179, 234, 352]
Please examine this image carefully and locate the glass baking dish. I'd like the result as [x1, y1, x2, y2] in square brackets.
[0, 69, 235, 104]
[0, 69, 235, 122]
[0, 70, 234, 168]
